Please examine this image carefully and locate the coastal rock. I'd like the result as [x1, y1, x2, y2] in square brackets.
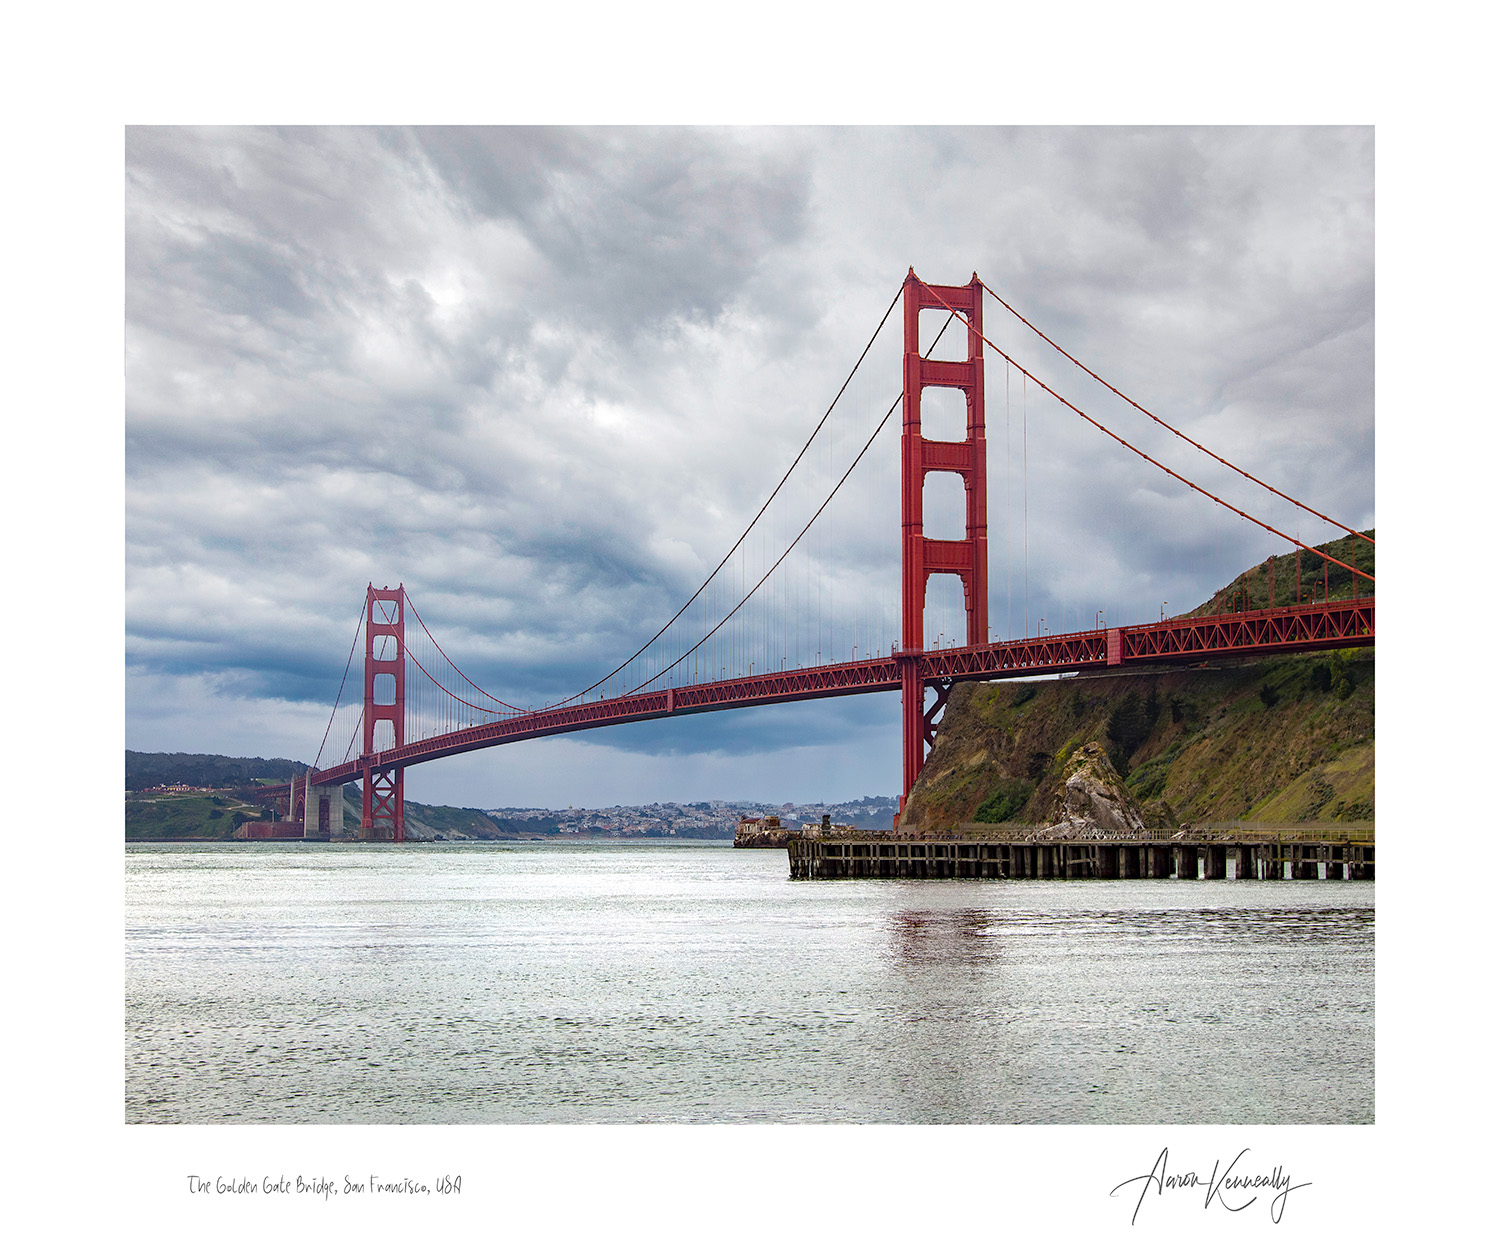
[1034, 741, 1147, 836]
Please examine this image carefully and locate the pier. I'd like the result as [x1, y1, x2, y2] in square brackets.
[786, 825, 1374, 881]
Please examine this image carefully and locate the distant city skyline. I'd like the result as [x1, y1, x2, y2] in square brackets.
[125, 126, 1374, 808]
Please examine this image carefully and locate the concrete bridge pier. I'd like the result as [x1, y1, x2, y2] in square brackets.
[304, 782, 345, 840]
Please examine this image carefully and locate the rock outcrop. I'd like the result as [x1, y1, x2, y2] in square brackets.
[1034, 741, 1146, 836]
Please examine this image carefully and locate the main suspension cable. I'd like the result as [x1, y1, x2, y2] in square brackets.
[404, 593, 528, 713]
[405, 648, 521, 719]
[341, 710, 362, 768]
[619, 312, 959, 697]
[622, 391, 903, 696]
[920, 281, 1374, 587]
[980, 278, 1374, 547]
[314, 603, 365, 770]
[561, 279, 906, 707]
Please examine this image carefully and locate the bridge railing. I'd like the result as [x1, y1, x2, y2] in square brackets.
[849, 824, 1375, 843]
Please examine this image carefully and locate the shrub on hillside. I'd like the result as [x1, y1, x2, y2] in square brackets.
[976, 779, 1035, 823]
[1107, 691, 1151, 759]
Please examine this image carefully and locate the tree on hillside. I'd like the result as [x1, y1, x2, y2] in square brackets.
[1106, 691, 1152, 767]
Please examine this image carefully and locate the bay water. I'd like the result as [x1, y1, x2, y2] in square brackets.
[125, 840, 1373, 1124]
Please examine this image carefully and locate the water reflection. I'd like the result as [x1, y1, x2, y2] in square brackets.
[887, 908, 1002, 966]
[1013, 907, 1374, 944]
[127, 846, 1374, 1124]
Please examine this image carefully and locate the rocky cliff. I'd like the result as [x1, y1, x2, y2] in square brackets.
[1035, 741, 1148, 834]
[899, 649, 1373, 832]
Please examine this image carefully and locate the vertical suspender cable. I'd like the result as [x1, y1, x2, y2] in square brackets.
[1005, 360, 1012, 641]
[1023, 372, 1029, 637]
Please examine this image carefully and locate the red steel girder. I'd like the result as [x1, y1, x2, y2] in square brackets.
[311, 598, 1371, 790]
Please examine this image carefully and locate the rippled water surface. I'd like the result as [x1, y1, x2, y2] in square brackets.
[125, 841, 1373, 1124]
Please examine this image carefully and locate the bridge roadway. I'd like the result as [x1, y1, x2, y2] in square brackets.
[308, 597, 1373, 790]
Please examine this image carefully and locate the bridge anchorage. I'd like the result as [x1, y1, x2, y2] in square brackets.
[284, 269, 1372, 842]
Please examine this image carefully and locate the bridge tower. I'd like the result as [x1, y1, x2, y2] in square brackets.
[361, 584, 406, 841]
[899, 271, 988, 810]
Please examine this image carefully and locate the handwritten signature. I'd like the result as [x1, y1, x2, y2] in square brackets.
[1110, 1147, 1311, 1224]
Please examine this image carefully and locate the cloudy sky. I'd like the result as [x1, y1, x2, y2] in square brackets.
[124, 126, 1373, 808]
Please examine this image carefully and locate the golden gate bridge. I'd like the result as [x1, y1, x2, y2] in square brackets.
[264, 270, 1374, 840]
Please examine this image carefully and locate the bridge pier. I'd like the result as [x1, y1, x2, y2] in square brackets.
[304, 781, 344, 840]
[360, 762, 404, 842]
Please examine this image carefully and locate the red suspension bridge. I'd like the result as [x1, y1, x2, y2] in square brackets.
[272, 271, 1374, 840]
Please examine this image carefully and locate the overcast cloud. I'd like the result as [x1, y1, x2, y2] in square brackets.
[124, 126, 1374, 807]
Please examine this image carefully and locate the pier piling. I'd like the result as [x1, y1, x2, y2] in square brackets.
[787, 827, 1373, 882]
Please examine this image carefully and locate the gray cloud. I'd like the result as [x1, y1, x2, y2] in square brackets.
[125, 126, 1373, 806]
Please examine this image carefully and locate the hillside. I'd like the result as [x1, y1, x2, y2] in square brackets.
[1184, 529, 1374, 616]
[902, 651, 1373, 832]
[899, 529, 1376, 832]
[124, 779, 512, 842]
[125, 751, 308, 791]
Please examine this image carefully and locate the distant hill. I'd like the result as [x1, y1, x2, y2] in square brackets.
[123, 773, 513, 842]
[125, 751, 308, 792]
[122, 746, 895, 841]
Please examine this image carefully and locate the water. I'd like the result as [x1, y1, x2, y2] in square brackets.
[125, 840, 1373, 1124]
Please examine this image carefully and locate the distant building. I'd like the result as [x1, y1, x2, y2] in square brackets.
[734, 815, 790, 848]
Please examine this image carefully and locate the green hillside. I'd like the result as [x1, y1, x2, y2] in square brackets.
[124, 791, 272, 840]
[125, 751, 308, 791]
[901, 649, 1373, 831]
[124, 776, 513, 842]
[904, 530, 1376, 832]
[1184, 529, 1374, 616]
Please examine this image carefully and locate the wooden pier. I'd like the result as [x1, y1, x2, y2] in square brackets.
[786, 826, 1374, 881]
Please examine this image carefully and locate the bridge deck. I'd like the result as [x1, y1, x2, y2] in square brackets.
[313, 597, 1373, 788]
